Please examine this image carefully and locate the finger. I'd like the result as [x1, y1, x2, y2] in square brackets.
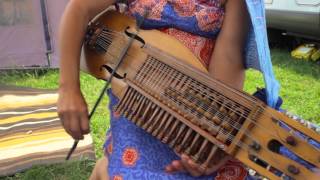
[165, 164, 174, 173]
[165, 160, 185, 173]
[58, 111, 67, 128]
[68, 113, 84, 140]
[181, 155, 203, 177]
[60, 112, 73, 136]
[187, 159, 204, 172]
[188, 159, 206, 176]
[79, 110, 90, 135]
[58, 108, 74, 136]
[172, 160, 185, 172]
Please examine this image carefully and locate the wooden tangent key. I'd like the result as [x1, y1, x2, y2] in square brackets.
[81, 9, 320, 180]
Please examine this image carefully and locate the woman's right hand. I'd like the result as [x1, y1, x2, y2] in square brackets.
[57, 87, 90, 140]
[57, 0, 115, 140]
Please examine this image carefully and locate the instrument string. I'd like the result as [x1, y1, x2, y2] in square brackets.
[120, 91, 295, 178]
[93, 43, 316, 180]
[129, 72, 312, 178]
[95, 38, 255, 117]
[140, 67, 273, 142]
[137, 65, 262, 144]
[95, 43, 300, 141]
[96, 45, 280, 141]
[93, 28, 320, 155]
[134, 64, 266, 147]
[107, 58, 257, 153]
[136, 66, 252, 119]
[132, 62, 320, 157]
[99, 32, 260, 105]
[138, 59, 320, 160]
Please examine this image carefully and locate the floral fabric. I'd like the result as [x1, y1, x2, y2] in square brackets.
[125, 0, 224, 68]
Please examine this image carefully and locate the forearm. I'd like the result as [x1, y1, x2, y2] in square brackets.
[58, 0, 116, 140]
[208, 0, 249, 90]
[59, 2, 89, 90]
[58, 0, 115, 90]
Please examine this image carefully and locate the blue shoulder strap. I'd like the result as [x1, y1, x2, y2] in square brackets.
[245, 0, 280, 108]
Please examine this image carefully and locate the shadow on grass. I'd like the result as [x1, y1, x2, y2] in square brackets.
[271, 49, 320, 80]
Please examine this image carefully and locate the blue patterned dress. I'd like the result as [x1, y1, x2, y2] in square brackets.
[102, 0, 318, 179]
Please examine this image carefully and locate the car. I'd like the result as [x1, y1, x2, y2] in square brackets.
[265, 0, 320, 40]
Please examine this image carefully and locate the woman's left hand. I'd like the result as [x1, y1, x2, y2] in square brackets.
[165, 154, 232, 177]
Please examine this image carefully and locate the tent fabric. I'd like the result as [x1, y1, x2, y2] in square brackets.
[0, 86, 95, 176]
[45, 0, 69, 68]
[0, 0, 48, 68]
[0, 0, 67, 69]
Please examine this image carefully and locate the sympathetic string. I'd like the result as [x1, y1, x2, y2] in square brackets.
[91, 27, 320, 159]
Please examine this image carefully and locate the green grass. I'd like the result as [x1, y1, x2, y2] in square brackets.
[0, 70, 109, 180]
[0, 49, 319, 179]
[245, 49, 320, 123]
[1, 161, 95, 180]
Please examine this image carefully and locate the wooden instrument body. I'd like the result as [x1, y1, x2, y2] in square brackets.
[81, 10, 320, 180]
[81, 9, 207, 98]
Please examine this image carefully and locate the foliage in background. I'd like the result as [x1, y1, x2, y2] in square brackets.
[0, 49, 319, 179]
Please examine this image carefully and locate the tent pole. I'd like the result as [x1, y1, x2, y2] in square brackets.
[39, 0, 52, 67]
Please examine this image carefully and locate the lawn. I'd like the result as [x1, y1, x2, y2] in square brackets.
[0, 48, 319, 179]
